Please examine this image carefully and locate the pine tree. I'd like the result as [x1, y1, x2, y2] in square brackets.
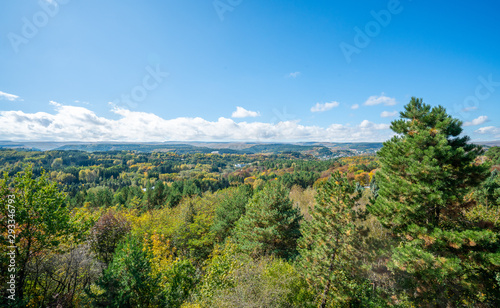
[153, 179, 166, 209]
[475, 169, 500, 207]
[211, 184, 253, 243]
[370, 97, 499, 306]
[298, 171, 365, 307]
[234, 181, 302, 260]
[89, 235, 161, 307]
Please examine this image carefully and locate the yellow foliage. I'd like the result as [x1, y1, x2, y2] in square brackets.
[143, 233, 176, 286]
[181, 303, 202, 308]
[244, 176, 256, 184]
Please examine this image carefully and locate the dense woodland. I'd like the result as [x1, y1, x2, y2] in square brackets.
[1, 98, 500, 307]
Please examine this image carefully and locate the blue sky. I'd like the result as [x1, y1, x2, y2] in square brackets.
[1, 0, 500, 142]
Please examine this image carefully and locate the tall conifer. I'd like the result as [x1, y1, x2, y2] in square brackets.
[370, 97, 499, 305]
[298, 172, 363, 307]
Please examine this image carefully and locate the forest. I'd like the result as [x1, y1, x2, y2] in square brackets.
[1, 98, 500, 307]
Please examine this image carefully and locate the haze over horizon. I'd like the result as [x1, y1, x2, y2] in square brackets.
[1, 0, 500, 142]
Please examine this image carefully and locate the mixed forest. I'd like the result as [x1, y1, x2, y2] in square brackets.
[1, 98, 500, 307]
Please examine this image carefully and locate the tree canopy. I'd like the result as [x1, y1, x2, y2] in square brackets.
[370, 97, 500, 306]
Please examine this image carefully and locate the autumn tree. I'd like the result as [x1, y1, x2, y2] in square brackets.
[370, 98, 499, 306]
[0, 165, 85, 306]
[89, 234, 196, 308]
[88, 210, 131, 267]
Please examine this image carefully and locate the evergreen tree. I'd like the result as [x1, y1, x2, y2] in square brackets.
[298, 172, 369, 307]
[211, 184, 253, 243]
[370, 97, 499, 306]
[234, 181, 302, 260]
[145, 180, 154, 210]
[369, 173, 379, 200]
[89, 235, 162, 307]
[475, 169, 500, 207]
[153, 179, 166, 209]
[485, 146, 500, 165]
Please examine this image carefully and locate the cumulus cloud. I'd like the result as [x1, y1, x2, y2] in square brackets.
[359, 120, 390, 130]
[0, 103, 394, 142]
[475, 126, 500, 138]
[463, 115, 488, 127]
[231, 106, 260, 118]
[351, 104, 359, 110]
[287, 72, 301, 78]
[0, 91, 21, 101]
[364, 94, 397, 106]
[380, 110, 398, 118]
[310, 101, 340, 113]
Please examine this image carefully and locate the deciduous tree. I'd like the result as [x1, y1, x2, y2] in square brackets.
[0, 165, 84, 306]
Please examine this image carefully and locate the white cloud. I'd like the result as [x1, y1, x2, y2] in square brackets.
[231, 106, 260, 118]
[463, 106, 478, 112]
[359, 120, 391, 130]
[364, 94, 397, 106]
[464, 115, 488, 127]
[287, 72, 301, 78]
[310, 101, 340, 113]
[475, 126, 500, 138]
[380, 110, 398, 118]
[0, 91, 21, 101]
[351, 104, 359, 110]
[0, 103, 394, 142]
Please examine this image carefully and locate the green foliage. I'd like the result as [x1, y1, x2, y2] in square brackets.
[234, 181, 302, 260]
[279, 171, 319, 189]
[89, 234, 197, 308]
[151, 179, 166, 209]
[192, 242, 241, 306]
[372, 98, 488, 233]
[371, 98, 499, 306]
[193, 242, 314, 308]
[211, 184, 253, 242]
[51, 157, 64, 168]
[85, 186, 114, 207]
[475, 170, 500, 206]
[88, 235, 162, 307]
[298, 172, 373, 307]
[162, 259, 198, 308]
[175, 192, 222, 262]
[13, 142, 499, 306]
[0, 165, 87, 306]
[486, 146, 500, 165]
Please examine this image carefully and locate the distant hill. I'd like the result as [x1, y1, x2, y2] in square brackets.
[0, 140, 387, 155]
[475, 141, 500, 148]
[53, 143, 243, 154]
